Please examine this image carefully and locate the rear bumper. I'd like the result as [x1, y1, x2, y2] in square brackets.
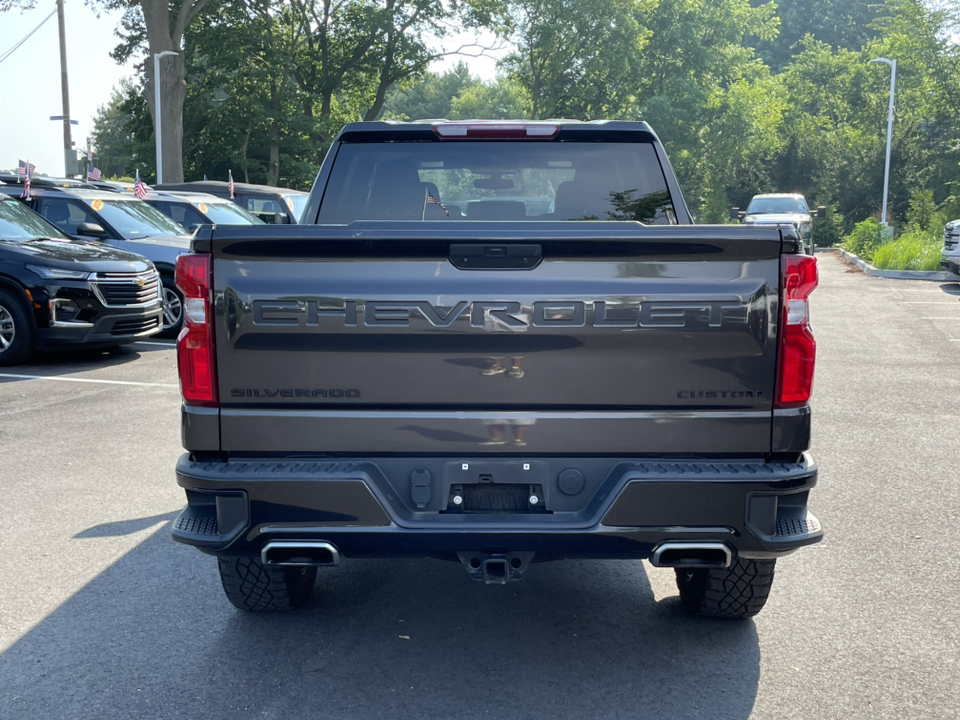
[172, 453, 823, 561]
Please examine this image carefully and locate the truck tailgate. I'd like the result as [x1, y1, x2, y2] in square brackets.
[210, 224, 784, 455]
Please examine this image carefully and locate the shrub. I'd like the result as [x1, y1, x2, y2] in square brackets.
[843, 217, 881, 261]
[907, 188, 937, 232]
[870, 229, 942, 271]
[941, 195, 960, 223]
[812, 207, 844, 247]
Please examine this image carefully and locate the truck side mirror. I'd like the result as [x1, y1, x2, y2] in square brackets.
[76, 222, 108, 238]
[730, 207, 740, 221]
[274, 212, 289, 224]
[816, 206, 826, 218]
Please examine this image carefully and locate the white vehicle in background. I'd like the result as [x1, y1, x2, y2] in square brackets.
[731, 193, 825, 254]
[941, 219, 960, 276]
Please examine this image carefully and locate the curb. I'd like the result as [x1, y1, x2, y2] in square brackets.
[829, 248, 958, 282]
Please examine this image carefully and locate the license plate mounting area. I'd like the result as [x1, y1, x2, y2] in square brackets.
[442, 460, 550, 514]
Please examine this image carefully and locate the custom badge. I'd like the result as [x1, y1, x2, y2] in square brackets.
[197, 202, 208, 214]
[91, 199, 104, 211]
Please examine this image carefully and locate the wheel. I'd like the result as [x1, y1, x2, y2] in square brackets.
[158, 277, 183, 338]
[217, 556, 317, 612]
[675, 557, 776, 619]
[0, 288, 34, 366]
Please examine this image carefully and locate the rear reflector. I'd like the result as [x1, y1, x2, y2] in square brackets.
[432, 122, 560, 139]
[776, 254, 818, 408]
[176, 253, 218, 408]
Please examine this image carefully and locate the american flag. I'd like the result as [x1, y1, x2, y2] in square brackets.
[134, 170, 148, 200]
[20, 160, 31, 201]
[228, 169, 235, 199]
[18, 159, 36, 177]
[426, 190, 449, 217]
[87, 166, 102, 181]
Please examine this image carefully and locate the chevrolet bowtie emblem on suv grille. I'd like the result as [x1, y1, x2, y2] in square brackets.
[134, 276, 146, 287]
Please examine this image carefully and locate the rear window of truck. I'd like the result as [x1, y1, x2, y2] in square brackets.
[317, 142, 677, 224]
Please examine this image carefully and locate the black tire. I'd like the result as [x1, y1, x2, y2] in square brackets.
[217, 556, 317, 612]
[675, 558, 776, 619]
[158, 276, 184, 338]
[0, 288, 34, 366]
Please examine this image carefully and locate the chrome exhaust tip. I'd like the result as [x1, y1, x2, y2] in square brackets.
[650, 542, 732, 569]
[261, 541, 341, 567]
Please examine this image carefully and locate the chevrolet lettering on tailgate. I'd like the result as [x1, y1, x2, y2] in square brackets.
[251, 299, 752, 329]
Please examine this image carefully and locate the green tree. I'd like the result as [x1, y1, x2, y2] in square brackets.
[450, 76, 532, 118]
[90, 80, 139, 178]
[753, 0, 885, 71]
[104, 0, 500, 187]
[502, 0, 652, 119]
[630, 0, 781, 218]
[382, 63, 478, 120]
[772, 0, 960, 229]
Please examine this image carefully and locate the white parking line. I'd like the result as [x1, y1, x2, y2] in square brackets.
[884, 287, 960, 291]
[921, 317, 960, 320]
[0, 373, 178, 388]
[900, 301, 960, 304]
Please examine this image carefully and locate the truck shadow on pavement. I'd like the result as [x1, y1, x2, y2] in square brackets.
[72, 511, 179, 538]
[0, 523, 760, 720]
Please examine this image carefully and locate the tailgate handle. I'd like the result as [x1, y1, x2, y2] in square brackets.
[449, 244, 542, 270]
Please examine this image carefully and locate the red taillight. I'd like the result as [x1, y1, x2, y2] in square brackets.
[176, 253, 218, 407]
[432, 122, 559, 139]
[776, 254, 818, 408]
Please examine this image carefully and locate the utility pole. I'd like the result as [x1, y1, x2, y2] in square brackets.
[56, 0, 73, 176]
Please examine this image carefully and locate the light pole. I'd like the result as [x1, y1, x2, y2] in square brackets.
[871, 57, 896, 239]
[153, 50, 178, 185]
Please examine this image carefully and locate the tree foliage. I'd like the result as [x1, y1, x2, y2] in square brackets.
[81, 0, 960, 233]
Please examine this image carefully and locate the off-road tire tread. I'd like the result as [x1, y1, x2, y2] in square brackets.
[675, 558, 776, 619]
[217, 556, 316, 612]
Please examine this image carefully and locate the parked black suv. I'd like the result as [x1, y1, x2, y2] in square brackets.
[0, 185, 193, 337]
[155, 181, 307, 224]
[0, 195, 162, 364]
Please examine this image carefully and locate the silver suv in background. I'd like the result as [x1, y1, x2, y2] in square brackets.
[731, 193, 825, 254]
[941, 219, 960, 276]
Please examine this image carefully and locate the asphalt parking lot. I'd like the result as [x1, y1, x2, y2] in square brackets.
[1, 251, 959, 719]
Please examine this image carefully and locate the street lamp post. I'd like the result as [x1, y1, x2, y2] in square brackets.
[153, 50, 179, 185]
[871, 57, 896, 240]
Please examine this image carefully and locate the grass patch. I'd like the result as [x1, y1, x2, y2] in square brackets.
[870, 230, 942, 271]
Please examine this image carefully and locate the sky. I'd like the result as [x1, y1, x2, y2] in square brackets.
[0, 3, 135, 176]
[0, 3, 501, 179]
